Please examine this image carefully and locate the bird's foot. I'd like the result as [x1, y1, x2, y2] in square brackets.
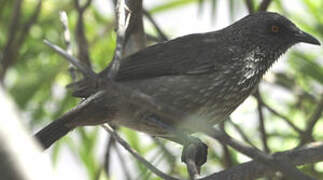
[181, 136, 208, 179]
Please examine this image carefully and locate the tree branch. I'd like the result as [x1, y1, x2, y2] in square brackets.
[108, 0, 131, 79]
[17, 0, 42, 46]
[255, 90, 270, 153]
[74, 0, 92, 67]
[204, 128, 315, 180]
[260, 98, 304, 134]
[43, 40, 97, 79]
[258, 0, 273, 11]
[122, 0, 145, 56]
[0, 0, 23, 81]
[101, 124, 180, 180]
[228, 119, 256, 148]
[103, 136, 114, 178]
[299, 95, 323, 146]
[143, 9, 168, 41]
[1, 0, 42, 82]
[114, 141, 132, 180]
[244, 0, 254, 13]
[59, 11, 79, 82]
[152, 138, 177, 174]
[200, 142, 323, 180]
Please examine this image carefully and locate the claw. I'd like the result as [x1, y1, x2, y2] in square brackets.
[181, 137, 208, 179]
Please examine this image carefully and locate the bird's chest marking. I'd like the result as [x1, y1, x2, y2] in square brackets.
[238, 47, 266, 85]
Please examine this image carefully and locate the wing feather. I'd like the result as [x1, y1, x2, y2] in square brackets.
[111, 31, 232, 81]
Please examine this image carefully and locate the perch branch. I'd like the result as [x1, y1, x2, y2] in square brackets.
[101, 124, 179, 180]
[200, 142, 323, 180]
[204, 127, 314, 180]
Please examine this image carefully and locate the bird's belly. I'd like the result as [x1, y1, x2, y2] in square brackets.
[115, 73, 258, 135]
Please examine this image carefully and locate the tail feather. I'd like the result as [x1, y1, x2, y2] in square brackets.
[35, 117, 73, 149]
[66, 78, 98, 98]
[66, 67, 110, 98]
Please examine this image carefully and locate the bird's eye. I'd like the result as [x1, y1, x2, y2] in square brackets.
[271, 25, 280, 33]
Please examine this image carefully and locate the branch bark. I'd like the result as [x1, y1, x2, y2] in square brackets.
[204, 128, 315, 180]
[244, 0, 254, 13]
[200, 142, 323, 180]
[255, 90, 270, 153]
[0, 0, 23, 82]
[258, 0, 273, 11]
[299, 95, 323, 146]
[101, 124, 180, 180]
[74, 0, 93, 67]
[0, 0, 41, 82]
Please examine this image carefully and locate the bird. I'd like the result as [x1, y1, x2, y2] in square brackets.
[35, 11, 320, 150]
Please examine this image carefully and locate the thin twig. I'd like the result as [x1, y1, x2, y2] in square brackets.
[152, 138, 176, 173]
[261, 100, 303, 134]
[74, 0, 93, 12]
[43, 40, 97, 79]
[59, 11, 72, 55]
[17, 0, 42, 46]
[143, 10, 168, 41]
[108, 0, 131, 79]
[199, 142, 323, 180]
[221, 144, 234, 169]
[255, 91, 270, 153]
[244, 0, 254, 13]
[0, 0, 22, 80]
[101, 124, 180, 180]
[103, 137, 114, 178]
[59, 11, 78, 81]
[145, 33, 163, 43]
[258, 0, 273, 11]
[228, 119, 256, 148]
[74, 0, 92, 67]
[0, 0, 41, 81]
[299, 95, 323, 146]
[219, 122, 234, 169]
[204, 127, 314, 180]
[114, 142, 132, 180]
[304, 95, 323, 134]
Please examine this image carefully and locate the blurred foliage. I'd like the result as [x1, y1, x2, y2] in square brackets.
[0, 0, 322, 180]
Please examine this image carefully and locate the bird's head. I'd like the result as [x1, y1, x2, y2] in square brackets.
[232, 12, 320, 53]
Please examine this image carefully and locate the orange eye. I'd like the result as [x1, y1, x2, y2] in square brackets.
[271, 25, 280, 33]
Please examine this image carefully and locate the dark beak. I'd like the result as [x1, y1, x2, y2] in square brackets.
[294, 30, 321, 45]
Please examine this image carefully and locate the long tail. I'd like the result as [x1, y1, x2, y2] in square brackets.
[66, 77, 98, 98]
[34, 90, 113, 150]
[35, 116, 74, 149]
[66, 67, 110, 98]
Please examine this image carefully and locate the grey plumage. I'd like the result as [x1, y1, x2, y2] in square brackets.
[36, 12, 320, 149]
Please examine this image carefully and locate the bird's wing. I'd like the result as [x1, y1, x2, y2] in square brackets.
[114, 33, 227, 81]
